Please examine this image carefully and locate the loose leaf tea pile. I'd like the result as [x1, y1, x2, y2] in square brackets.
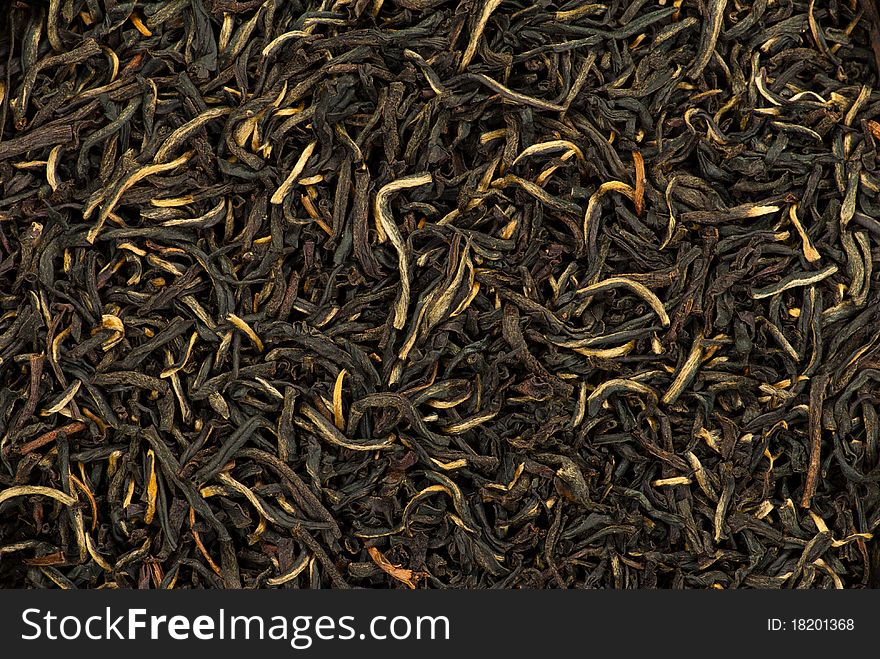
[1, 0, 880, 589]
